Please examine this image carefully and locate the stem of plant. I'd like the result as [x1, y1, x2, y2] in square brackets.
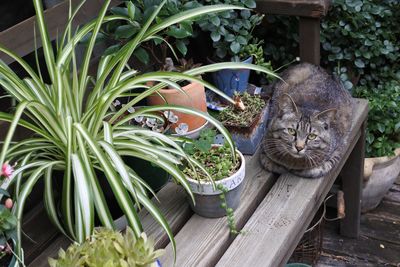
[217, 184, 241, 235]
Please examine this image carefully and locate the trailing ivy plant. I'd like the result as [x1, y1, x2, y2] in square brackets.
[353, 80, 400, 157]
[0, 0, 278, 261]
[264, 0, 400, 90]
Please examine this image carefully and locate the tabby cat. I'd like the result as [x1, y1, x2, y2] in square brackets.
[260, 63, 353, 178]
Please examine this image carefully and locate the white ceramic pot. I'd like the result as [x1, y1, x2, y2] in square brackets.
[185, 148, 246, 218]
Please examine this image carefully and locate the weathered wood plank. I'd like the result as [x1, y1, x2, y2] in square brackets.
[256, 0, 330, 18]
[317, 251, 380, 267]
[28, 182, 191, 266]
[322, 226, 400, 266]
[0, 0, 121, 64]
[159, 149, 278, 267]
[299, 17, 321, 64]
[216, 100, 368, 267]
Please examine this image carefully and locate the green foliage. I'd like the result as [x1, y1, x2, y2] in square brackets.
[0, 205, 17, 254]
[353, 81, 400, 157]
[105, 0, 201, 68]
[183, 130, 240, 180]
[263, 0, 400, 156]
[196, 0, 263, 61]
[48, 227, 163, 267]
[239, 39, 273, 80]
[218, 92, 266, 127]
[320, 0, 400, 90]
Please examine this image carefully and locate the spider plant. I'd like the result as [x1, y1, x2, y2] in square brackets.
[0, 0, 278, 262]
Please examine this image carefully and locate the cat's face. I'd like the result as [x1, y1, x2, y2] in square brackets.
[265, 94, 336, 170]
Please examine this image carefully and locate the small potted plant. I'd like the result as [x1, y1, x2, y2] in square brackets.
[217, 91, 269, 155]
[353, 81, 400, 212]
[182, 129, 245, 222]
[146, 58, 209, 135]
[48, 227, 163, 267]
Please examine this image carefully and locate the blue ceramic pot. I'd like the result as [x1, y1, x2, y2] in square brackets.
[212, 56, 253, 97]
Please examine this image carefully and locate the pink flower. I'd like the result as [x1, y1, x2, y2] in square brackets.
[1, 162, 14, 178]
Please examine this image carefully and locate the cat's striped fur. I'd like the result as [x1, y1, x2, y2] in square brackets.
[260, 63, 353, 178]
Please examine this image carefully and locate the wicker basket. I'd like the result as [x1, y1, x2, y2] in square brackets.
[289, 205, 326, 265]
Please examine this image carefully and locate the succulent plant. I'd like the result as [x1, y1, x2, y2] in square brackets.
[48, 227, 163, 267]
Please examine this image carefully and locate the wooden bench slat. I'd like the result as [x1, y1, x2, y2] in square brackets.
[159, 151, 277, 266]
[256, 0, 331, 18]
[216, 99, 368, 267]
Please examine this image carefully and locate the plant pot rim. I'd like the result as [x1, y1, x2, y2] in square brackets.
[186, 147, 245, 195]
[156, 79, 203, 94]
[207, 55, 253, 64]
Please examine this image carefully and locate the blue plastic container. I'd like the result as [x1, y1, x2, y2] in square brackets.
[212, 56, 253, 97]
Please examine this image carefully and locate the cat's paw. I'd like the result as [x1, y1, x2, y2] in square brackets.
[260, 151, 287, 174]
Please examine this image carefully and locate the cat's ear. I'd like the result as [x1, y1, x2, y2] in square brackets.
[278, 93, 298, 114]
[314, 108, 337, 124]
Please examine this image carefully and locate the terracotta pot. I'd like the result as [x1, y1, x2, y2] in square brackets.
[362, 148, 400, 212]
[147, 81, 207, 132]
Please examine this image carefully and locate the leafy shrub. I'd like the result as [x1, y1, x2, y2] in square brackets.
[264, 0, 400, 89]
[353, 81, 400, 157]
[48, 227, 163, 267]
[196, 0, 263, 61]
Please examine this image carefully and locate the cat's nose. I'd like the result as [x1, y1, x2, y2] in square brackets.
[295, 144, 304, 152]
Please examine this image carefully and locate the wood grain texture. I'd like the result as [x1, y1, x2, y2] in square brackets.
[217, 100, 368, 267]
[0, 0, 121, 64]
[159, 150, 278, 267]
[256, 0, 331, 18]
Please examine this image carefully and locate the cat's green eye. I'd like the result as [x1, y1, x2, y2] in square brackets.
[287, 128, 296, 135]
[308, 133, 317, 140]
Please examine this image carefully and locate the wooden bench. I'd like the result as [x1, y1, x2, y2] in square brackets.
[29, 99, 367, 266]
[256, 0, 331, 65]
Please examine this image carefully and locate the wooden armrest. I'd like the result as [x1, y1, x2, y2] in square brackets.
[256, 0, 331, 18]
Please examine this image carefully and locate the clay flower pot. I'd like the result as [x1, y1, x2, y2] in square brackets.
[362, 148, 400, 212]
[147, 81, 208, 132]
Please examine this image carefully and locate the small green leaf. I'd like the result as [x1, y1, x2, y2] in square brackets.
[230, 42, 241, 54]
[211, 31, 221, 42]
[127, 2, 135, 20]
[236, 36, 247, 45]
[211, 16, 220, 26]
[103, 44, 121, 56]
[175, 40, 187, 56]
[354, 59, 365, 68]
[115, 25, 139, 39]
[111, 7, 128, 17]
[133, 48, 150, 65]
[244, 0, 256, 8]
